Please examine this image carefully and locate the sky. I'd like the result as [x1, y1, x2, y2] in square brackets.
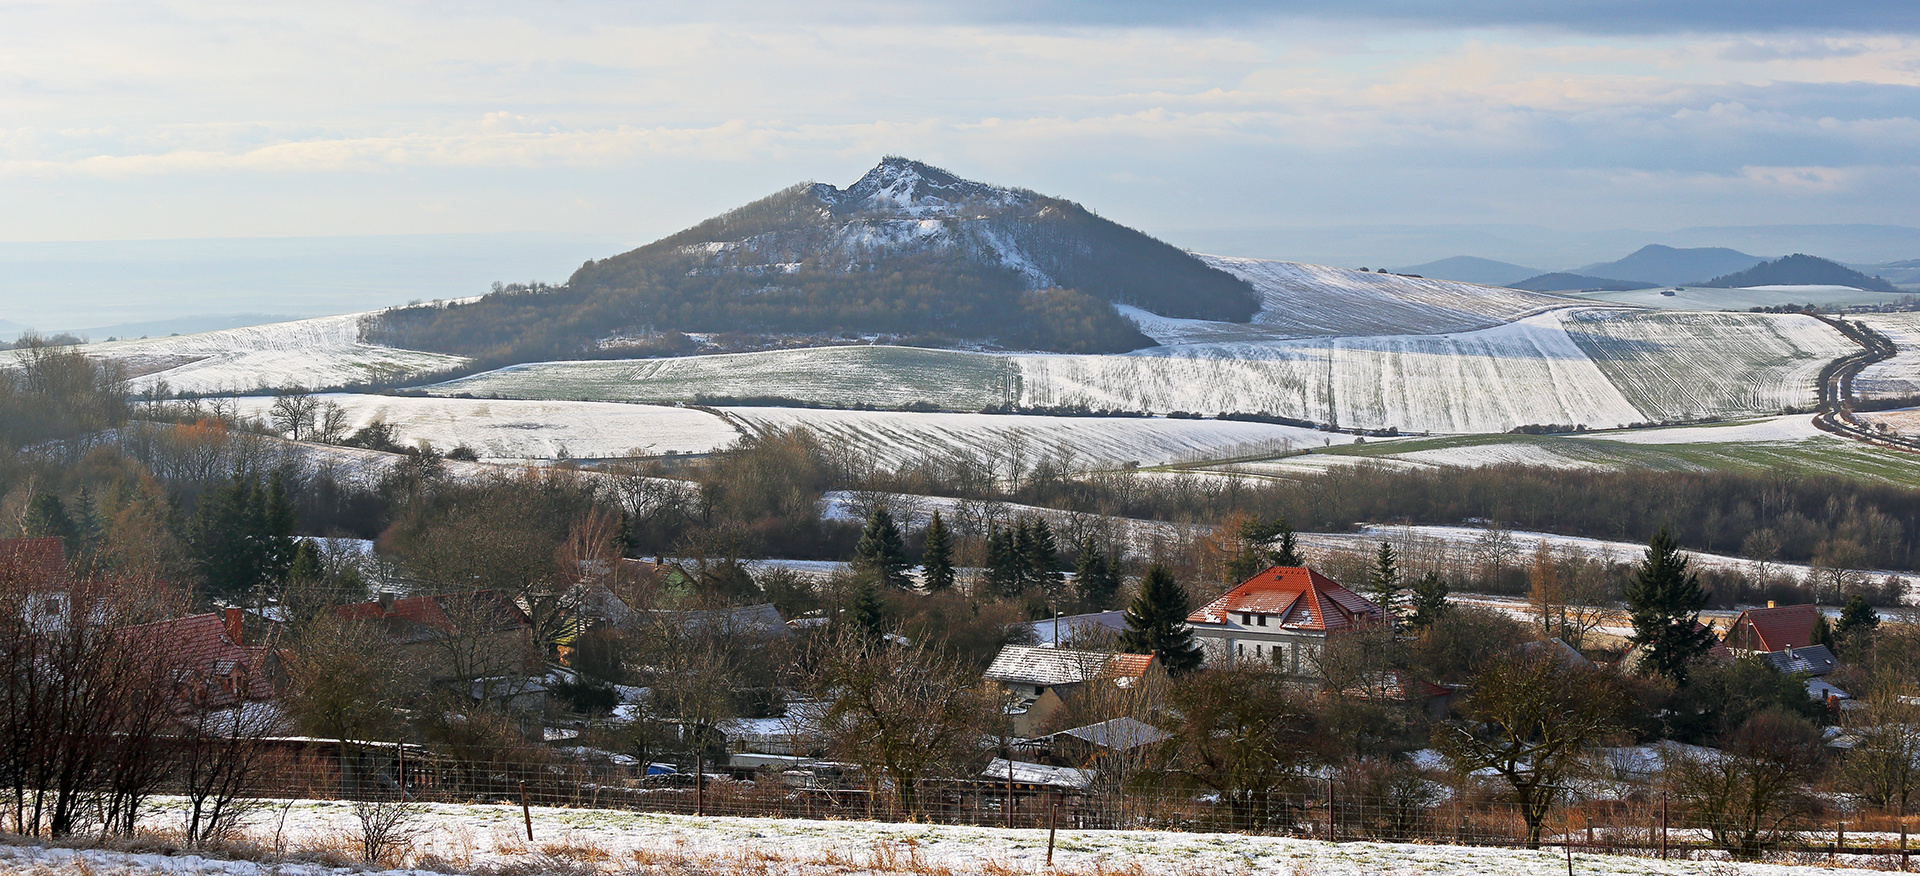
[2, 0, 1919, 326]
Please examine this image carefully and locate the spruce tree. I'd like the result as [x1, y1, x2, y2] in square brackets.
[23, 493, 77, 558]
[921, 512, 954, 591]
[1837, 595, 1879, 641]
[846, 577, 887, 643]
[1120, 564, 1204, 675]
[1025, 518, 1064, 599]
[1810, 612, 1833, 649]
[1011, 519, 1039, 591]
[853, 507, 912, 590]
[1368, 541, 1401, 618]
[1625, 527, 1716, 684]
[984, 527, 1023, 598]
[1273, 517, 1302, 567]
[1073, 537, 1119, 611]
[262, 472, 297, 585]
[1407, 571, 1449, 631]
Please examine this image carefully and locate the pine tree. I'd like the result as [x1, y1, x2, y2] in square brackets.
[1011, 519, 1038, 591]
[1625, 527, 1716, 684]
[23, 493, 77, 558]
[1837, 594, 1879, 641]
[1025, 518, 1064, 599]
[1073, 537, 1119, 611]
[846, 577, 887, 643]
[1408, 571, 1449, 631]
[261, 472, 297, 585]
[1810, 612, 1833, 649]
[984, 527, 1023, 598]
[1120, 564, 1203, 675]
[921, 512, 954, 591]
[1273, 517, 1302, 567]
[853, 507, 912, 590]
[1368, 541, 1401, 618]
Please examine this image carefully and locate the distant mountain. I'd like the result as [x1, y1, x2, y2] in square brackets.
[371, 158, 1258, 359]
[1853, 258, 1920, 287]
[1392, 256, 1543, 287]
[1509, 273, 1659, 293]
[1699, 254, 1899, 291]
[1577, 244, 1765, 286]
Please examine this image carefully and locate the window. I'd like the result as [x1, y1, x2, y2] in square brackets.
[1241, 612, 1251, 625]
[1257, 614, 1268, 627]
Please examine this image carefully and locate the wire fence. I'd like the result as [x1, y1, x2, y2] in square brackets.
[116, 742, 1919, 870]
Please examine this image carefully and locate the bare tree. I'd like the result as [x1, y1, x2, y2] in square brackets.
[1434, 651, 1630, 847]
[268, 387, 319, 441]
[1668, 709, 1826, 859]
[1167, 666, 1322, 830]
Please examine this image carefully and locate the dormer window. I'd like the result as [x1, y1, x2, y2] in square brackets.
[1241, 612, 1252, 625]
[1257, 614, 1268, 627]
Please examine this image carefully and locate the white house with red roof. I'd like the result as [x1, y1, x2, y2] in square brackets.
[1185, 566, 1386, 677]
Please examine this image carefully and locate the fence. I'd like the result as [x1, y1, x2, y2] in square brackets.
[105, 743, 1915, 870]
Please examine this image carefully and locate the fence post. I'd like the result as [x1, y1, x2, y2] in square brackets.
[1047, 792, 1058, 867]
[1659, 794, 1667, 860]
[520, 781, 534, 842]
[1900, 819, 1909, 871]
[1326, 774, 1335, 842]
[695, 753, 705, 817]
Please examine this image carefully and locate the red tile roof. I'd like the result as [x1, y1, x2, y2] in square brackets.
[117, 613, 274, 708]
[1726, 604, 1819, 653]
[0, 538, 67, 586]
[335, 591, 530, 643]
[1187, 566, 1385, 632]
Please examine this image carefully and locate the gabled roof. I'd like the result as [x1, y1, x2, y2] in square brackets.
[983, 757, 1094, 789]
[645, 603, 790, 639]
[0, 538, 67, 586]
[336, 591, 529, 643]
[1765, 644, 1838, 677]
[1186, 566, 1384, 632]
[984, 645, 1155, 688]
[1045, 717, 1171, 751]
[117, 613, 274, 707]
[1726, 603, 1819, 653]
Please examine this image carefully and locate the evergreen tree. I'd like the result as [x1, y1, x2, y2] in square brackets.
[1073, 537, 1120, 611]
[192, 474, 300, 604]
[1810, 612, 1834, 649]
[1120, 564, 1204, 675]
[1025, 518, 1064, 599]
[921, 512, 954, 591]
[1273, 517, 1302, 567]
[261, 472, 297, 584]
[1407, 571, 1450, 631]
[22, 492, 78, 558]
[984, 527, 1023, 598]
[853, 507, 912, 590]
[1011, 519, 1038, 591]
[846, 577, 887, 644]
[1368, 541, 1401, 618]
[1625, 527, 1716, 684]
[1837, 595, 1879, 642]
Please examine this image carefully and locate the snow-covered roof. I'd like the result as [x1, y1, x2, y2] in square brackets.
[1766, 644, 1837, 677]
[1029, 611, 1127, 647]
[1045, 717, 1171, 752]
[983, 758, 1094, 789]
[984, 645, 1154, 688]
[1187, 566, 1383, 632]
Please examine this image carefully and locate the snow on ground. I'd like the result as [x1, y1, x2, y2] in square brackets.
[1857, 312, 1920, 401]
[1189, 256, 1574, 340]
[77, 313, 468, 395]
[227, 394, 741, 460]
[1559, 285, 1915, 312]
[726, 407, 1345, 470]
[1569, 415, 1826, 445]
[1391, 442, 1609, 469]
[12, 797, 1884, 876]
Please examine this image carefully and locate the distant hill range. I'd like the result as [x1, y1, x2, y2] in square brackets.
[1508, 273, 1659, 293]
[1699, 254, 1899, 291]
[1856, 258, 1920, 288]
[369, 157, 1260, 360]
[1391, 256, 1543, 287]
[1575, 244, 1765, 286]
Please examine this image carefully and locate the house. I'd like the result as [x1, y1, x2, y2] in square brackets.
[1034, 716, 1171, 767]
[1184, 566, 1386, 676]
[983, 645, 1163, 738]
[116, 609, 280, 723]
[1763, 644, 1838, 677]
[1028, 611, 1127, 648]
[1724, 602, 1821, 656]
[0, 537, 67, 586]
[335, 590, 535, 682]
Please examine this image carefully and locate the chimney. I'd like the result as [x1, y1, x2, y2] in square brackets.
[1767, 600, 1775, 609]
[223, 607, 244, 645]
[378, 591, 396, 613]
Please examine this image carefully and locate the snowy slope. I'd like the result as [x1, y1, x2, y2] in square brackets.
[1, 799, 1884, 876]
[727, 407, 1344, 469]
[226, 394, 741, 460]
[1856, 312, 1920, 400]
[77, 312, 467, 395]
[1126, 256, 1574, 342]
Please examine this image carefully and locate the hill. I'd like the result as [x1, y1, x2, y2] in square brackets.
[1392, 256, 1542, 286]
[367, 158, 1259, 360]
[1699, 253, 1899, 291]
[1576, 244, 1764, 285]
[1855, 258, 1920, 287]
[1509, 272, 1658, 292]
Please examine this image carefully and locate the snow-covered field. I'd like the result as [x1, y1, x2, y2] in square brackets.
[1566, 415, 1827, 445]
[728, 407, 1344, 469]
[77, 313, 468, 395]
[1187, 257, 1574, 340]
[1559, 285, 1916, 312]
[1857, 312, 1920, 401]
[227, 394, 741, 460]
[7, 797, 1882, 876]
[1558, 309, 1846, 423]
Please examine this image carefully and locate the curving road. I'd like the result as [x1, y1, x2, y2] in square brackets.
[1810, 314, 1920, 453]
